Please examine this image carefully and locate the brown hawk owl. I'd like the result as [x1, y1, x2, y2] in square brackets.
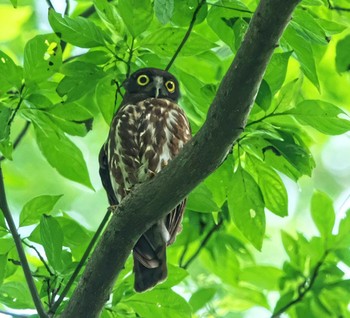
[99, 68, 191, 292]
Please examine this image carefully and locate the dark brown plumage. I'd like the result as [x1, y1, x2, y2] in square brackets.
[99, 68, 191, 292]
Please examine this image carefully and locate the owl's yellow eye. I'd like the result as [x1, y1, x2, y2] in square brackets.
[165, 80, 175, 93]
[137, 74, 150, 86]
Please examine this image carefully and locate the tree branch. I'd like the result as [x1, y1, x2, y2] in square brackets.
[165, 0, 206, 71]
[271, 252, 329, 318]
[61, 0, 300, 317]
[0, 167, 48, 318]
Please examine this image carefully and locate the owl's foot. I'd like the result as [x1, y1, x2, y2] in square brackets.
[108, 205, 119, 214]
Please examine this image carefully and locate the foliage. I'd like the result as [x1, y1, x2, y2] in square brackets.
[0, 0, 350, 317]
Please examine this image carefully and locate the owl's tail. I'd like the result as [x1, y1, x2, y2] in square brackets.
[133, 222, 168, 292]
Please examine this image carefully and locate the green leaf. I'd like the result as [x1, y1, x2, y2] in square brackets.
[273, 291, 295, 315]
[336, 210, 350, 248]
[25, 94, 52, 109]
[284, 25, 320, 91]
[23, 33, 62, 84]
[0, 209, 6, 230]
[281, 231, 303, 268]
[48, 9, 110, 48]
[19, 194, 63, 227]
[264, 51, 292, 95]
[187, 183, 220, 213]
[336, 35, 350, 73]
[154, 0, 174, 24]
[255, 80, 272, 111]
[40, 215, 63, 270]
[273, 78, 302, 113]
[0, 104, 11, 142]
[50, 101, 94, 121]
[57, 61, 105, 103]
[318, 18, 347, 36]
[289, 100, 350, 135]
[207, 1, 250, 51]
[9, 0, 17, 8]
[31, 112, 93, 189]
[246, 155, 288, 217]
[171, 0, 207, 27]
[292, 10, 328, 45]
[0, 254, 7, 286]
[0, 138, 13, 161]
[0, 281, 33, 309]
[157, 264, 188, 289]
[227, 167, 265, 250]
[223, 286, 269, 310]
[75, 50, 112, 65]
[141, 28, 217, 57]
[203, 158, 233, 208]
[117, 0, 153, 37]
[311, 191, 335, 241]
[240, 266, 283, 291]
[0, 50, 22, 92]
[94, 0, 125, 35]
[265, 130, 315, 178]
[95, 76, 117, 125]
[126, 289, 191, 318]
[0, 238, 14, 254]
[189, 287, 217, 312]
[56, 213, 93, 259]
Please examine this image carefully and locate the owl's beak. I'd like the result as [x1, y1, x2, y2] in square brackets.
[153, 76, 164, 98]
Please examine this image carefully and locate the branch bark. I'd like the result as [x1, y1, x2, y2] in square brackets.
[61, 0, 300, 317]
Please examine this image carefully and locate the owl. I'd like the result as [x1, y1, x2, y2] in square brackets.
[99, 68, 192, 292]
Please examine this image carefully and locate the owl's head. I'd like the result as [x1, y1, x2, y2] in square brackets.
[123, 68, 180, 103]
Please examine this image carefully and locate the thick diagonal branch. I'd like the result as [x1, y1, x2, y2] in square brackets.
[61, 0, 300, 317]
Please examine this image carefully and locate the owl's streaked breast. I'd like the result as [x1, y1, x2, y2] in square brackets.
[107, 98, 191, 202]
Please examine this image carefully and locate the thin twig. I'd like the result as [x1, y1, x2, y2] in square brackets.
[114, 80, 124, 99]
[178, 239, 190, 268]
[165, 0, 207, 71]
[327, 0, 350, 11]
[125, 38, 135, 79]
[0, 121, 31, 162]
[22, 240, 54, 276]
[45, 0, 55, 10]
[271, 252, 329, 318]
[7, 84, 25, 128]
[182, 217, 224, 269]
[48, 209, 112, 316]
[64, 0, 70, 15]
[245, 112, 286, 127]
[0, 167, 48, 318]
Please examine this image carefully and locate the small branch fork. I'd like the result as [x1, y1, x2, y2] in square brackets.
[179, 217, 224, 269]
[271, 252, 329, 318]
